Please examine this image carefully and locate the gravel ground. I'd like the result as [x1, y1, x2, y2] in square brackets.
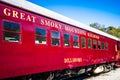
[84, 68, 120, 80]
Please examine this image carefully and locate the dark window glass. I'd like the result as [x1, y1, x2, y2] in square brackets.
[102, 42, 105, 49]
[51, 31, 60, 46]
[36, 28, 46, 36]
[88, 38, 92, 48]
[4, 21, 20, 32]
[35, 28, 46, 44]
[81, 37, 86, 48]
[93, 40, 97, 49]
[98, 41, 101, 49]
[73, 36, 79, 48]
[105, 42, 108, 50]
[3, 21, 20, 42]
[64, 34, 70, 47]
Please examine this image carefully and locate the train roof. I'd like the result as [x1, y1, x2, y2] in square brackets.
[1, 0, 120, 41]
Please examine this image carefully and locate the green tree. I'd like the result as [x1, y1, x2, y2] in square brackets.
[106, 26, 118, 37]
[89, 23, 120, 38]
[90, 22, 100, 30]
[116, 27, 120, 38]
[89, 22, 106, 32]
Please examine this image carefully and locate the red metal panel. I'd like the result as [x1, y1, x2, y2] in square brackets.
[0, 2, 118, 79]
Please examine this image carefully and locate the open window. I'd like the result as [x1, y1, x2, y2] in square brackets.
[3, 21, 20, 42]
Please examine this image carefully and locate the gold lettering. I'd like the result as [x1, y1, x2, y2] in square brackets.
[64, 58, 82, 63]
[51, 22, 55, 27]
[41, 19, 44, 25]
[3, 8, 11, 16]
[65, 25, 86, 35]
[40, 19, 62, 29]
[45, 20, 51, 26]
[58, 24, 62, 29]
[31, 16, 36, 22]
[64, 58, 68, 63]
[54, 23, 58, 28]
[26, 15, 31, 21]
[3, 8, 36, 23]
[20, 12, 25, 20]
[12, 10, 19, 18]
[87, 33, 99, 39]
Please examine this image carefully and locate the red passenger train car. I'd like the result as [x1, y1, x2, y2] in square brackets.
[0, 0, 120, 80]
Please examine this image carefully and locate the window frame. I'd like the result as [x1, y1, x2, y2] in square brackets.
[101, 42, 105, 50]
[3, 20, 21, 43]
[51, 31, 60, 46]
[63, 33, 71, 47]
[35, 28, 47, 45]
[93, 40, 97, 49]
[88, 38, 92, 49]
[73, 35, 79, 48]
[105, 42, 108, 50]
[81, 37, 86, 48]
[98, 41, 101, 49]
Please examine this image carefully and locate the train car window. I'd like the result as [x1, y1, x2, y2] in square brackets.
[81, 37, 86, 48]
[93, 40, 97, 49]
[64, 34, 70, 47]
[51, 31, 60, 46]
[101, 42, 105, 49]
[105, 42, 108, 50]
[3, 21, 20, 42]
[73, 35, 79, 48]
[98, 41, 101, 49]
[35, 28, 46, 44]
[88, 38, 92, 48]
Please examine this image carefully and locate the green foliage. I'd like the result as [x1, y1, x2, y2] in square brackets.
[90, 23, 120, 38]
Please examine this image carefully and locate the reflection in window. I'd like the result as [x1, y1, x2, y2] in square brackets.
[98, 41, 101, 49]
[88, 38, 92, 48]
[3, 21, 20, 42]
[81, 37, 86, 48]
[64, 34, 70, 47]
[51, 31, 60, 46]
[3, 32, 20, 42]
[4, 21, 20, 32]
[73, 36, 79, 48]
[93, 40, 97, 49]
[35, 28, 46, 44]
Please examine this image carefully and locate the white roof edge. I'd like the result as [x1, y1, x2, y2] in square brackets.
[1, 0, 120, 41]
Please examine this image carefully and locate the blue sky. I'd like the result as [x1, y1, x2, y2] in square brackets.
[28, 0, 120, 27]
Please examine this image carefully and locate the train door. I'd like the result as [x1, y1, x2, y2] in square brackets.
[116, 41, 120, 66]
[117, 41, 120, 58]
[117, 41, 120, 50]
